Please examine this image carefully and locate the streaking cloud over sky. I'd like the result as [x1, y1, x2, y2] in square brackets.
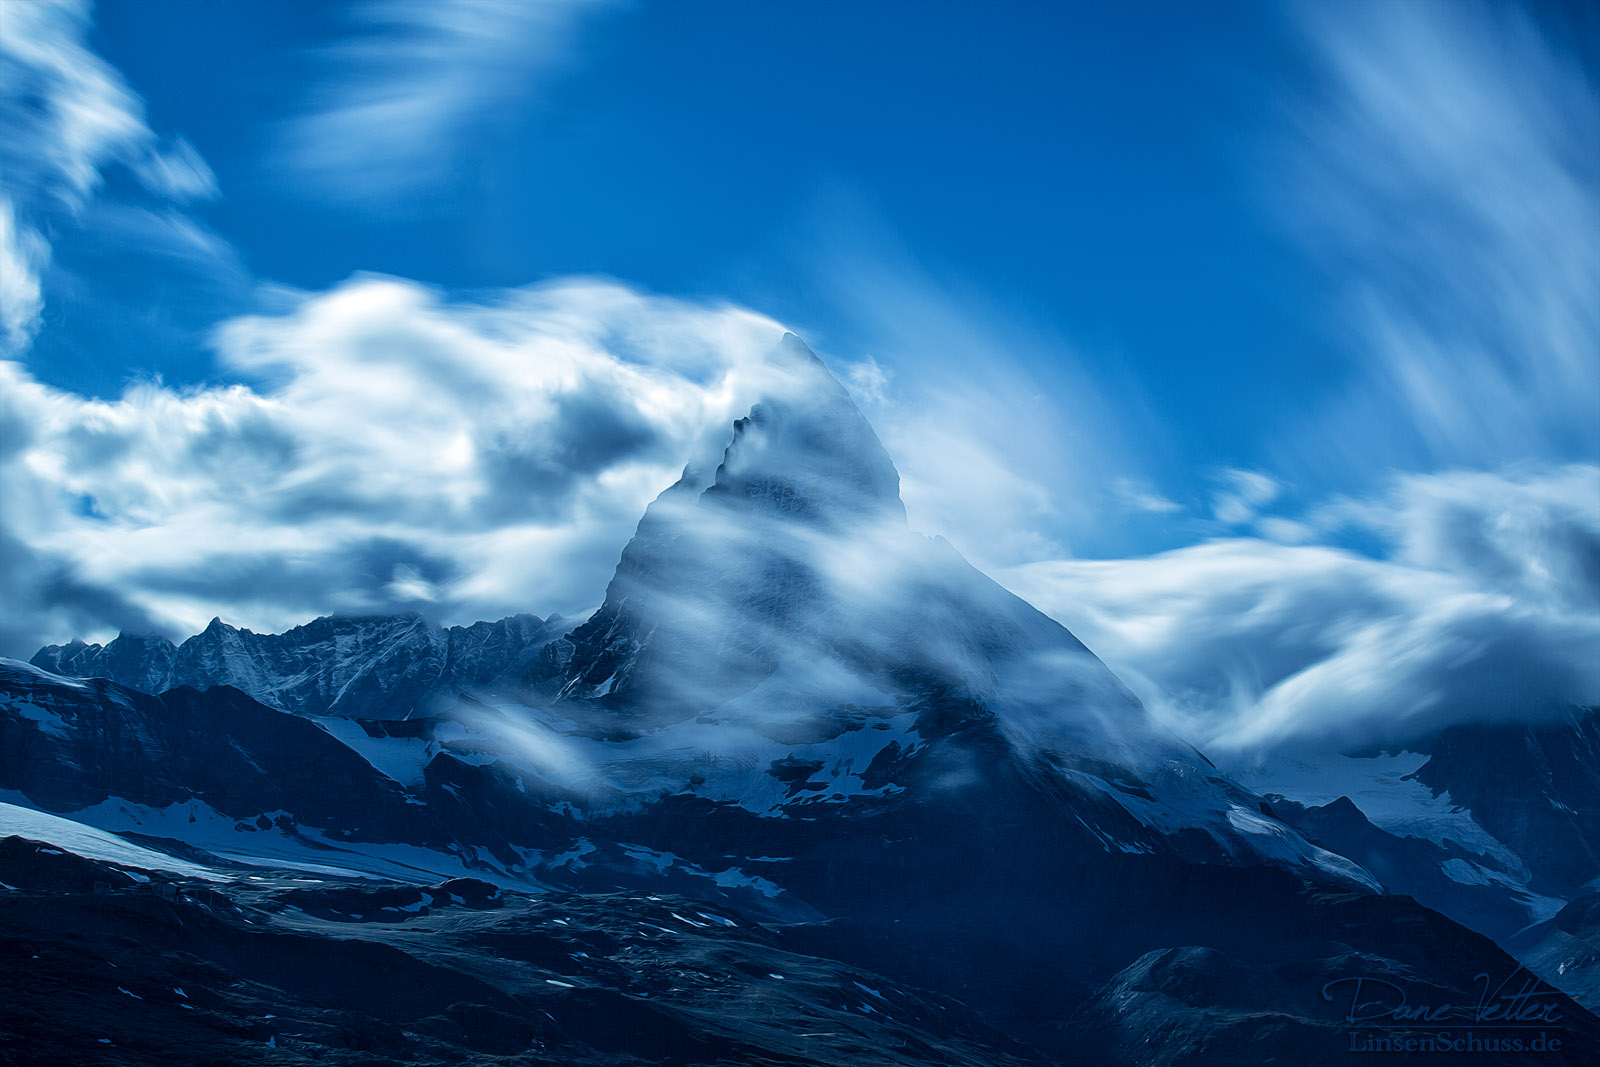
[1, 0, 1595, 755]
[1274, 0, 1599, 479]
[278, 0, 616, 205]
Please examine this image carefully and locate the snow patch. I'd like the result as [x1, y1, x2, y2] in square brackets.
[0, 801, 224, 881]
[1226, 751, 1522, 870]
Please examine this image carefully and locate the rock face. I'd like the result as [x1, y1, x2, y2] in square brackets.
[1409, 709, 1600, 899]
[0, 659, 435, 844]
[6, 335, 1599, 1063]
[1264, 794, 1543, 942]
[1255, 710, 1600, 948]
[1231, 705, 1600, 999]
[32, 612, 564, 720]
[1509, 891, 1600, 1011]
[31, 632, 178, 696]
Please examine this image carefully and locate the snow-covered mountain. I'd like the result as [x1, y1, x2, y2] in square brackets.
[31, 611, 564, 720]
[6, 335, 1598, 1063]
[522, 335, 1372, 883]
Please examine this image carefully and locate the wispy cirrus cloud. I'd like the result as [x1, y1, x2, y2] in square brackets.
[1210, 469, 1279, 527]
[792, 193, 1177, 570]
[0, 0, 228, 356]
[1273, 0, 1600, 480]
[279, 0, 616, 205]
[0, 200, 46, 355]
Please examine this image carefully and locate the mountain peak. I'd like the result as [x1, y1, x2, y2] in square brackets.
[700, 334, 905, 528]
[529, 337, 919, 710]
[531, 337, 1155, 750]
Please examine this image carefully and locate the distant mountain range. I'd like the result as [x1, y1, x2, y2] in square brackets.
[4, 336, 1595, 1065]
[32, 611, 565, 721]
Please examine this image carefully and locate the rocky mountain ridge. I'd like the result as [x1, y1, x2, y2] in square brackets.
[31, 611, 564, 721]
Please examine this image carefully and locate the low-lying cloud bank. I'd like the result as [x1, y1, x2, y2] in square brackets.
[1004, 463, 1600, 756]
[0, 275, 787, 654]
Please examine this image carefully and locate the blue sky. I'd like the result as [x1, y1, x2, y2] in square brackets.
[40, 1, 1324, 418]
[2, 0, 1597, 754]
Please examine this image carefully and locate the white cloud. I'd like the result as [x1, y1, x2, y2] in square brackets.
[280, 0, 615, 203]
[1003, 464, 1600, 756]
[0, 0, 229, 355]
[840, 356, 889, 406]
[1273, 0, 1600, 478]
[1320, 464, 1600, 613]
[0, 200, 46, 352]
[0, 274, 789, 654]
[129, 136, 218, 202]
[0, 0, 145, 206]
[1112, 478, 1181, 516]
[1211, 468, 1279, 526]
[1255, 516, 1312, 545]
